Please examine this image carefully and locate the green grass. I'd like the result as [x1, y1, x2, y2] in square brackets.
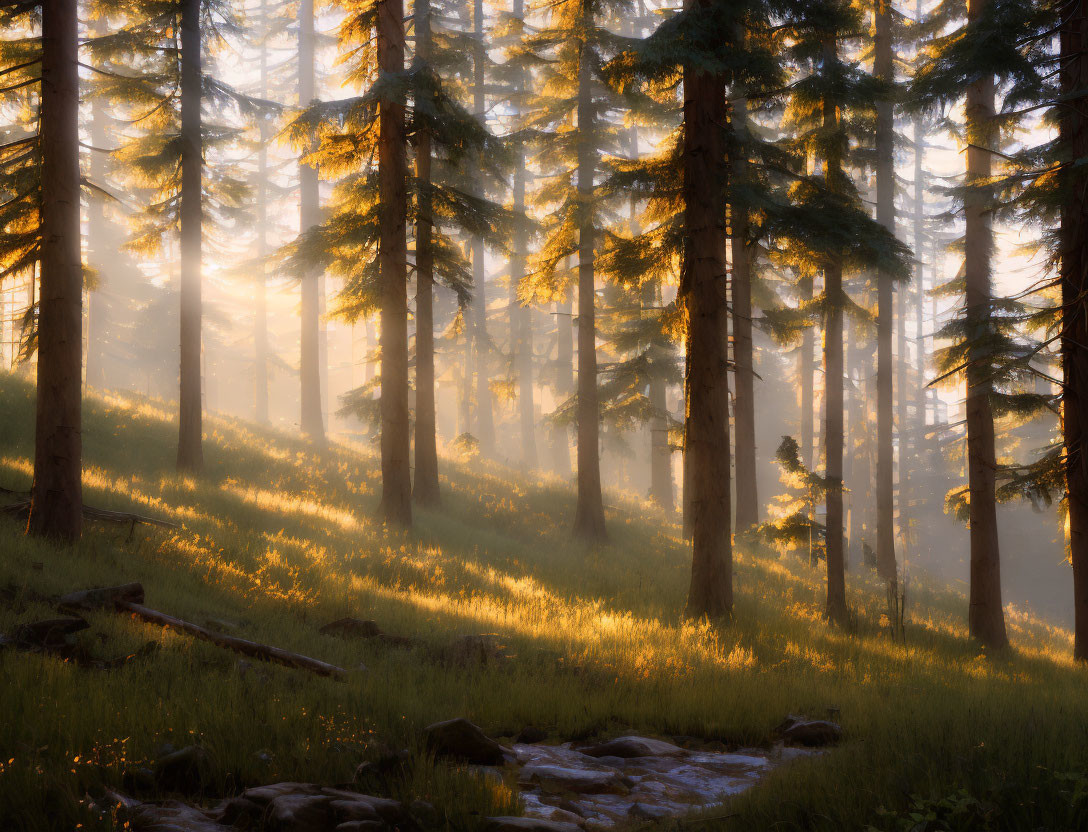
[1, 370, 1086, 831]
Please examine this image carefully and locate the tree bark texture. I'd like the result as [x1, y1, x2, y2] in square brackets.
[28, 0, 83, 542]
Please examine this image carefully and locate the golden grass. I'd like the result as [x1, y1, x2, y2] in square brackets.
[0, 371, 1085, 831]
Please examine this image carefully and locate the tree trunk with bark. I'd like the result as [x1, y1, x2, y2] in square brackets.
[800, 274, 815, 470]
[647, 279, 673, 512]
[572, 33, 606, 540]
[1060, 0, 1088, 661]
[512, 100, 537, 467]
[910, 48, 926, 547]
[683, 4, 731, 616]
[552, 298, 574, 476]
[413, 0, 440, 505]
[299, 0, 325, 441]
[85, 18, 109, 392]
[176, 0, 204, 473]
[471, 0, 494, 453]
[822, 35, 847, 625]
[731, 95, 757, 534]
[963, 0, 1007, 649]
[28, 0, 83, 542]
[255, 5, 270, 424]
[874, 0, 897, 584]
[377, 0, 412, 526]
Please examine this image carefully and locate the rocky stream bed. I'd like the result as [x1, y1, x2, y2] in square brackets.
[109, 719, 836, 832]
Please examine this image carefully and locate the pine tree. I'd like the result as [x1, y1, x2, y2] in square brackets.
[413, 0, 441, 505]
[85, 16, 111, 393]
[681, 24, 731, 613]
[910, 0, 1057, 649]
[732, 90, 759, 534]
[468, 0, 496, 453]
[377, 0, 412, 524]
[90, 0, 256, 474]
[176, 0, 203, 472]
[287, 0, 506, 520]
[620, 0, 785, 613]
[497, 0, 538, 469]
[525, 0, 633, 541]
[873, 0, 897, 584]
[781, 0, 910, 623]
[1061, 0, 1088, 660]
[961, 0, 1007, 647]
[299, 0, 325, 441]
[21, 1, 83, 541]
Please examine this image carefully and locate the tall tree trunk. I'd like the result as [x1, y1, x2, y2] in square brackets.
[911, 57, 926, 543]
[471, 0, 494, 453]
[413, 0, 440, 505]
[963, 0, 1007, 649]
[572, 27, 606, 541]
[85, 18, 108, 392]
[176, 0, 203, 473]
[874, 0, 897, 584]
[647, 279, 673, 512]
[683, 1, 731, 616]
[822, 34, 847, 624]
[28, 0, 82, 542]
[846, 338, 859, 563]
[682, 345, 693, 540]
[553, 298, 573, 476]
[255, 4, 270, 424]
[459, 318, 471, 435]
[512, 65, 537, 467]
[377, 0, 412, 526]
[731, 94, 757, 533]
[299, 0, 325, 441]
[800, 274, 815, 470]
[1060, 0, 1088, 661]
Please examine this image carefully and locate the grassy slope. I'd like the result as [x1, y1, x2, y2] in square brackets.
[0, 370, 1085, 831]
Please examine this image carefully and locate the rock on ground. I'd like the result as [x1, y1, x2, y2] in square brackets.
[438, 634, 511, 667]
[153, 746, 213, 795]
[777, 717, 843, 747]
[519, 763, 627, 795]
[117, 783, 425, 832]
[580, 737, 686, 759]
[423, 717, 506, 765]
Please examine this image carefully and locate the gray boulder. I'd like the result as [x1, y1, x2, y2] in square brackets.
[519, 764, 626, 795]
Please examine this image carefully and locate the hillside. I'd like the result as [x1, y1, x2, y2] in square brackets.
[1, 371, 1085, 832]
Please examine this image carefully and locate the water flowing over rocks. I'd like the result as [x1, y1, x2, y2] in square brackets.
[511, 739, 818, 828]
[111, 728, 825, 831]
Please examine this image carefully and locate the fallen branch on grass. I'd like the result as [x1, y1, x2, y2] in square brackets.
[57, 583, 346, 680]
[58, 583, 146, 612]
[0, 491, 178, 536]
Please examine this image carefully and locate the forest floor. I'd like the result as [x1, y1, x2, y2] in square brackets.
[0, 371, 1086, 832]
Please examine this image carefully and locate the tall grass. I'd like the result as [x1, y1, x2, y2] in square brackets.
[0, 371, 1085, 831]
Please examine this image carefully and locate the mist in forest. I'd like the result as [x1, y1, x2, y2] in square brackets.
[0, 0, 1081, 633]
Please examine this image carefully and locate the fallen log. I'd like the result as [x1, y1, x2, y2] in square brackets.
[0, 494, 178, 535]
[55, 583, 344, 678]
[82, 504, 179, 530]
[117, 601, 346, 680]
[59, 583, 146, 613]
